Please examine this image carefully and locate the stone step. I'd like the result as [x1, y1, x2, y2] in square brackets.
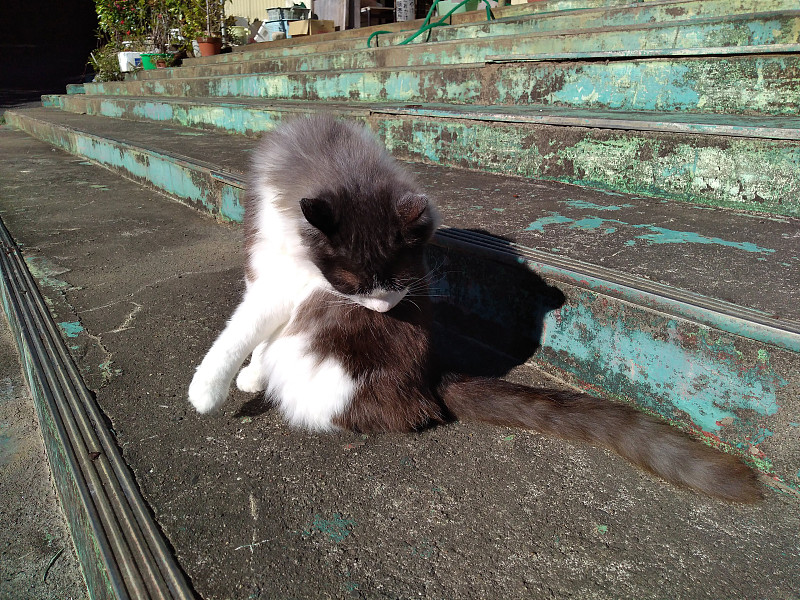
[145, 12, 800, 78]
[5, 106, 798, 492]
[83, 48, 800, 117]
[173, 0, 796, 72]
[45, 95, 800, 216]
[132, 2, 800, 80]
[4, 126, 798, 599]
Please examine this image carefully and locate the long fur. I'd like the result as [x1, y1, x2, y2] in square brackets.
[189, 115, 760, 503]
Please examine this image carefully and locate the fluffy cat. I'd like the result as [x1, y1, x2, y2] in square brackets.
[188, 115, 760, 502]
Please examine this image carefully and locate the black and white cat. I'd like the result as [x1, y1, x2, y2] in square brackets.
[188, 116, 759, 502]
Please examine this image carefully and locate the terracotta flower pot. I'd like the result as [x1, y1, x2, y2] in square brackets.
[196, 36, 222, 56]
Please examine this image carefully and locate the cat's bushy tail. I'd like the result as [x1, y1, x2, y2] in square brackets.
[440, 376, 761, 502]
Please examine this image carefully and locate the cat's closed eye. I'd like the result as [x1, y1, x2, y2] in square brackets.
[329, 267, 362, 294]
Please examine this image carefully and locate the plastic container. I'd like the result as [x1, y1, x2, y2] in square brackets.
[117, 51, 142, 72]
[263, 19, 292, 39]
[266, 6, 310, 21]
[140, 53, 170, 70]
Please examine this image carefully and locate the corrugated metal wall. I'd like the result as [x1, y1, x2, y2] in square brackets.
[228, 0, 273, 22]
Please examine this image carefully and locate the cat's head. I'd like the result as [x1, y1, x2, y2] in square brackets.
[299, 187, 440, 312]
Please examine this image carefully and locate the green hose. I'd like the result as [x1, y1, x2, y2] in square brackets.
[367, 0, 494, 48]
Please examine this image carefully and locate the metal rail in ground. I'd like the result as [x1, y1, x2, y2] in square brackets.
[0, 216, 196, 600]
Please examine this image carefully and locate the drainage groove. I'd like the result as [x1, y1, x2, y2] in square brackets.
[0, 216, 195, 600]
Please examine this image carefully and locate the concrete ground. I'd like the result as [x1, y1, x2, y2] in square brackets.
[0, 126, 799, 599]
[0, 294, 87, 598]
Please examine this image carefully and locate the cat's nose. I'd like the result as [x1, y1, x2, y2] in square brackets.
[357, 288, 408, 312]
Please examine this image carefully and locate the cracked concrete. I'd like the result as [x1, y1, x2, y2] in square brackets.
[1, 127, 799, 599]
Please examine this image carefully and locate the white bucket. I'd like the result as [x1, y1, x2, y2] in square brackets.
[117, 52, 142, 73]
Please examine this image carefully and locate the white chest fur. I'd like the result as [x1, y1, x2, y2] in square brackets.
[260, 333, 358, 431]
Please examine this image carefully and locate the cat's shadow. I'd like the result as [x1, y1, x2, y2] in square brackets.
[428, 228, 565, 378]
[236, 228, 565, 418]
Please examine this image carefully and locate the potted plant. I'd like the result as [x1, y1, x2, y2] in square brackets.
[140, 0, 175, 69]
[184, 0, 226, 56]
[91, 0, 148, 79]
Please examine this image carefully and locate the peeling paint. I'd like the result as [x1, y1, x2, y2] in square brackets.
[24, 257, 74, 292]
[625, 224, 776, 253]
[85, 53, 800, 118]
[58, 93, 800, 215]
[58, 322, 84, 338]
[525, 211, 777, 254]
[302, 514, 355, 543]
[541, 293, 786, 435]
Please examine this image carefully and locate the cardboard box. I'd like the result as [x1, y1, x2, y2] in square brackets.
[288, 19, 335, 36]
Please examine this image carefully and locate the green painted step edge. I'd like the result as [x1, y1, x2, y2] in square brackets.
[417, 0, 800, 45]
[52, 95, 800, 216]
[488, 42, 800, 62]
[6, 108, 798, 491]
[0, 226, 122, 600]
[53, 95, 800, 140]
[84, 54, 800, 119]
[0, 216, 196, 599]
[429, 236, 799, 495]
[377, 104, 800, 140]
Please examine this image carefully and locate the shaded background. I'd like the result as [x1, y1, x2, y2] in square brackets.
[0, 0, 97, 107]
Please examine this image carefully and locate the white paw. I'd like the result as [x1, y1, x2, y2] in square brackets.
[188, 368, 230, 414]
[236, 364, 266, 394]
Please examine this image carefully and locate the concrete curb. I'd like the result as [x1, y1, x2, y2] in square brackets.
[0, 217, 196, 599]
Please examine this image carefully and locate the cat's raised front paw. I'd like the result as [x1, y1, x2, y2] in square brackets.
[236, 364, 266, 394]
[188, 369, 230, 414]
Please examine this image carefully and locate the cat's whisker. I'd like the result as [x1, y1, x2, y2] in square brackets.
[405, 298, 422, 312]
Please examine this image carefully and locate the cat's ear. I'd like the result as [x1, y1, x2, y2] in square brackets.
[396, 193, 430, 226]
[300, 197, 337, 236]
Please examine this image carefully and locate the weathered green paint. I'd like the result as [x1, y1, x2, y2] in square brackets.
[49, 96, 800, 214]
[526, 252, 799, 354]
[486, 42, 800, 62]
[220, 185, 245, 222]
[488, 54, 800, 115]
[41, 95, 63, 108]
[4, 110, 246, 221]
[430, 0, 800, 44]
[426, 243, 800, 491]
[541, 295, 783, 429]
[86, 53, 800, 117]
[140, 0, 798, 80]
[378, 115, 800, 215]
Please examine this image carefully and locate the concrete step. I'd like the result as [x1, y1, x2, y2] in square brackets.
[132, 12, 800, 79]
[4, 107, 798, 494]
[45, 95, 800, 216]
[84, 48, 800, 117]
[4, 126, 798, 598]
[131, 2, 800, 80]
